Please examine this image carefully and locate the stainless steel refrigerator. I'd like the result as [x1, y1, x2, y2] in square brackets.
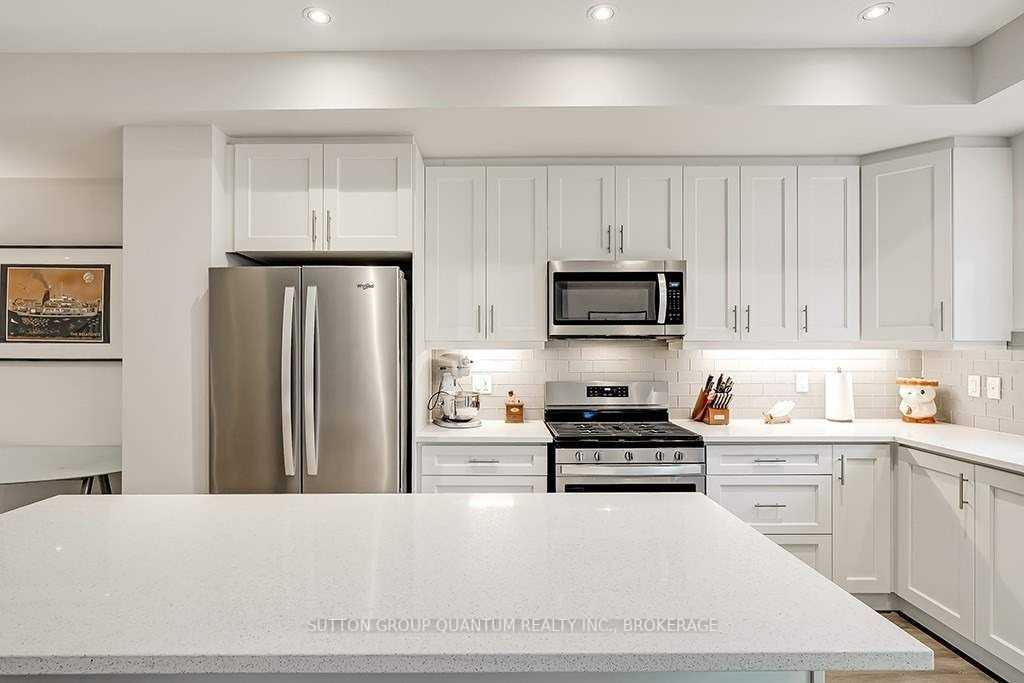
[209, 266, 408, 493]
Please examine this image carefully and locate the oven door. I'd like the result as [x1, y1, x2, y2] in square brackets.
[556, 464, 706, 493]
[549, 261, 682, 337]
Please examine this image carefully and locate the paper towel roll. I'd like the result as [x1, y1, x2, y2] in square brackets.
[825, 369, 855, 422]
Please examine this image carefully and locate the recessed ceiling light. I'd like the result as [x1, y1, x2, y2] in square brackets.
[859, 3, 894, 20]
[303, 7, 332, 25]
[587, 4, 616, 22]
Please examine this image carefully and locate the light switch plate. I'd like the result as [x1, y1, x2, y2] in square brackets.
[967, 375, 981, 398]
[471, 374, 492, 395]
[795, 372, 809, 393]
[986, 376, 1002, 400]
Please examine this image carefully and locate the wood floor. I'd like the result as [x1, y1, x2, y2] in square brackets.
[827, 613, 997, 683]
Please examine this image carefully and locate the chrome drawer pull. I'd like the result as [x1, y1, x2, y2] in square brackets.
[754, 503, 787, 508]
[753, 458, 787, 463]
[468, 458, 500, 464]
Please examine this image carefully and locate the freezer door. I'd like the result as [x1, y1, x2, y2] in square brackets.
[301, 266, 405, 493]
[210, 267, 302, 493]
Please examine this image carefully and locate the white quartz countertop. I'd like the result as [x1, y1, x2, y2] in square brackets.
[0, 494, 930, 675]
[674, 418, 1024, 476]
[417, 419, 553, 443]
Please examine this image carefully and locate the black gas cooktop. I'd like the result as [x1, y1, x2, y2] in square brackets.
[546, 420, 703, 442]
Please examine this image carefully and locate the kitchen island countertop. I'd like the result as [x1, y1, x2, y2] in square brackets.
[0, 493, 930, 677]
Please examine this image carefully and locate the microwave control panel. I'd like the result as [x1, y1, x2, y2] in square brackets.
[665, 274, 684, 325]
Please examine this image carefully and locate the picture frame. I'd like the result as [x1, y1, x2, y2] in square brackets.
[0, 247, 122, 360]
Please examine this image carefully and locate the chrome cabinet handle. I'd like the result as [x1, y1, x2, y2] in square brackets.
[754, 503, 787, 509]
[325, 209, 331, 249]
[754, 458, 787, 463]
[489, 305, 495, 334]
[802, 305, 809, 333]
[619, 225, 624, 253]
[606, 225, 612, 254]
[311, 209, 317, 246]
[477, 305, 482, 334]
[745, 305, 751, 333]
[303, 285, 319, 476]
[280, 286, 297, 477]
[940, 300, 945, 333]
[838, 454, 845, 485]
[732, 305, 738, 333]
[468, 458, 500, 464]
[959, 473, 969, 509]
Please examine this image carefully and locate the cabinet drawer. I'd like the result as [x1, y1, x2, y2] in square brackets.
[766, 534, 833, 580]
[707, 475, 832, 534]
[420, 445, 547, 476]
[707, 444, 833, 475]
[420, 475, 547, 494]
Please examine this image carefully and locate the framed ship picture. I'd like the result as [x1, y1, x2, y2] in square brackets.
[0, 248, 122, 359]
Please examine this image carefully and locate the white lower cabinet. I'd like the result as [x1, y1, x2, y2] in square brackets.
[974, 465, 1024, 671]
[707, 474, 832, 535]
[833, 445, 892, 594]
[419, 475, 547, 494]
[896, 446, 975, 639]
[766, 534, 833, 580]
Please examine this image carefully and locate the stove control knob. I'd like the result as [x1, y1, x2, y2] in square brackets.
[655, 451, 664, 461]
[593, 451, 601, 462]
[574, 451, 583, 462]
[674, 451, 683, 461]
[624, 451, 634, 462]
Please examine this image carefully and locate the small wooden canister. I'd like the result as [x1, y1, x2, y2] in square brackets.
[505, 390, 524, 423]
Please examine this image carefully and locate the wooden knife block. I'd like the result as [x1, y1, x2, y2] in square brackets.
[703, 407, 730, 425]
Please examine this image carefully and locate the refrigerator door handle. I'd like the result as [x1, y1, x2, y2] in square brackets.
[303, 285, 319, 476]
[281, 286, 297, 477]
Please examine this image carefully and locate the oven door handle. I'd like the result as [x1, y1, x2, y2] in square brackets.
[657, 273, 668, 325]
[558, 464, 704, 476]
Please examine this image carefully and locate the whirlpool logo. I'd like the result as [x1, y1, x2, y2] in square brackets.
[356, 283, 375, 290]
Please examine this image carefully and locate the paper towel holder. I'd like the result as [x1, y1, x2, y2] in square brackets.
[825, 366, 856, 422]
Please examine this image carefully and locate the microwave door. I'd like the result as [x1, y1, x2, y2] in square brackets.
[549, 271, 665, 337]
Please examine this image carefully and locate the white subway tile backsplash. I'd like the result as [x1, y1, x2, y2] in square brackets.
[923, 349, 1022, 434]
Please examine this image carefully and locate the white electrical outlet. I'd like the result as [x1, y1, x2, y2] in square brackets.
[967, 375, 981, 398]
[471, 374, 492, 395]
[795, 372, 809, 393]
[986, 376, 1002, 400]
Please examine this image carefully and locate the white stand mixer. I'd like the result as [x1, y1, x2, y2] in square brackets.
[428, 353, 482, 429]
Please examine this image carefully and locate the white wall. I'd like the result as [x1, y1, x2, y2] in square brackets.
[121, 125, 225, 494]
[0, 177, 123, 512]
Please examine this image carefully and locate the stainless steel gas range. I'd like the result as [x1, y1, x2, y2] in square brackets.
[545, 381, 705, 493]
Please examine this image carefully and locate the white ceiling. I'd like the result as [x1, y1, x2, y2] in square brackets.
[1, 0, 1022, 52]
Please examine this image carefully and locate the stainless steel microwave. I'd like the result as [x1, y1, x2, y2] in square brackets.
[548, 260, 685, 338]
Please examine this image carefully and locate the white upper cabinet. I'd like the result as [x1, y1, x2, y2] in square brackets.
[486, 167, 548, 342]
[548, 166, 615, 260]
[233, 141, 415, 253]
[833, 445, 891, 594]
[615, 165, 683, 260]
[974, 466, 1024, 672]
[424, 167, 486, 342]
[797, 166, 860, 342]
[739, 166, 798, 342]
[684, 166, 741, 341]
[862, 146, 1011, 343]
[233, 144, 323, 251]
[896, 447, 975, 640]
[323, 143, 412, 252]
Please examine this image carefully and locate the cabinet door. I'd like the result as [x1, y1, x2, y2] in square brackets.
[896, 447, 974, 639]
[547, 166, 614, 260]
[419, 475, 547, 494]
[615, 165, 683, 260]
[739, 166, 798, 342]
[765, 534, 833, 580]
[797, 166, 860, 342]
[323, 143, 412, 252]
[974, 465, 1024, 671]
[234, 143, 322, 251]
[706, 475, 832, 535]
[683, 166, 741, 341]
[424, 167, 486, 342]
[862, 150, 952, 342]
[833, 445, 892, 594]
[486, 167, 547, 341]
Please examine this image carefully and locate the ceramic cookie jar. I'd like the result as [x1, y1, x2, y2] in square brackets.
[897, 377, 939, 424]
